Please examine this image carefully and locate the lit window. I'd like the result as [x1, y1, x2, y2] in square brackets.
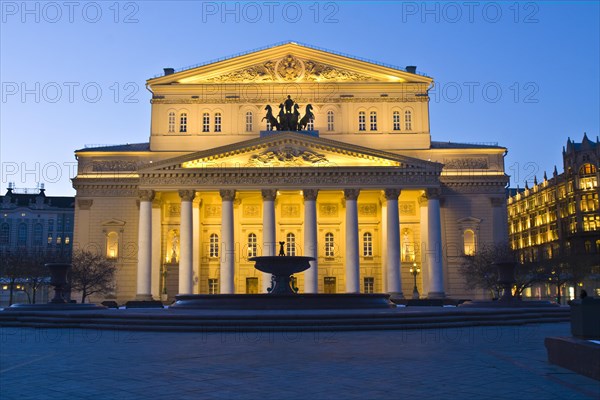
[393, 111, 401, 131]
[370, 111, 377, 131]
[17, 223, 27, 246]
[307, 118, 314, 131]
[209, 233, 219, 258]
[47, 234, 53, 244]
[286, 233, 296, 256]
[324, 277, 336, 294]
[56, 236, 62, 245]
[208, 278, 219, 294]
[168, 112, 176, 133]
[247, 233, 257, 258]
[214, 112, 222, 132]
[364, 277, 374, 294]
[358, 111, 366, 131]
[246, 277, 258, 294]
[106, 231, 118, 259]
[464, 229, 476, 255]
[179, 113, 187, 133]
[325, 232, 335, 257]
[202, 113, 210, 132]
[0, 223, 9, 245]
[245, 111, 253, 132]
[405, 110, 412, 131]
[33, 223, 43, 246]
[363, 232, 373, 257]
[65, 236, 70, 245]
[327, 110, 334, 131]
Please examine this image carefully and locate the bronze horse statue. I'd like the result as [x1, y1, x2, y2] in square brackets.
[298, 104, 314, 131]
[290, 103, 301, 131]
[262, 105, 280, 131]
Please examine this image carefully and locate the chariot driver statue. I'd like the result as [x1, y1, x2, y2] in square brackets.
[284, 95, 295, 114]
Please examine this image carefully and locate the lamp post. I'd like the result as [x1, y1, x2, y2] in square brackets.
[409, 263, 420, 299]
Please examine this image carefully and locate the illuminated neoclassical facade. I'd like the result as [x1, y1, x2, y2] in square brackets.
[73, 42, 509, 303]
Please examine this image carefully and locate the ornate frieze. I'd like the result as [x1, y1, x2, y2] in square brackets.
[87, 160, 144, 172]
[249, 147, 328, 166]
[151, 95, 429, 105]
[358, 203, 377, 216]
[167, 203, 181, 217]
[443, 158, 489, 170]
[204, 204, 221, 218]
[319, 203, 338, 217]
[281, 204, 300, 218]
[399, 201, 416, 216]
[243, 204, 261, 218]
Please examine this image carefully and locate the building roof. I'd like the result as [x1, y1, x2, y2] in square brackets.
[76, 143, 151, 153]
[1, 189, 74, 210]
[430, 141, 506, 150]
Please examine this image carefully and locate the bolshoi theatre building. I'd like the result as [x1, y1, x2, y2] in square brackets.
[72, 42, 509, 303]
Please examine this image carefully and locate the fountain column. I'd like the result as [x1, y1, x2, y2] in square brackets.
[220, 189, 236, 294]
[136, 190, 154, 300]
[303, 189, 319, 293]
[262, 189, 277, 293]
[344, 189, 360, 293]
[426, 188, 445, 298]
[178, 190, 195, 295]
[385, 188, 403, 298]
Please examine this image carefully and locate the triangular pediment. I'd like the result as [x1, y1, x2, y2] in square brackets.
[148, 42, 431, 85]
[142, 132, 442, 172]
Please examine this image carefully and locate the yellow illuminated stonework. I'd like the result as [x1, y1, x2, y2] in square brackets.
[73, 42, 509, 303]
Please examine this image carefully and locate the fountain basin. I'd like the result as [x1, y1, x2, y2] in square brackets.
[250, 256, 315, 295]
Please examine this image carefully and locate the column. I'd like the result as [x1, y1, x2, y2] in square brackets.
[303, 189, 319, 293]
[261, 189, 277, 293]
[178, 190, 195, 295]
[385, 188, 403, 297]
[192, 200, 201, 294]
[490, 197, 508, 245]
[136, 190, 154, 300]
[151, 198, 162, 298]
[426, 188, 445, 298]
[344, 189, 360, 293]
[220, 189, 236, 294]
[418, 194, 430, 295]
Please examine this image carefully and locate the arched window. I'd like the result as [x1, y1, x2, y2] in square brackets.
[325, 232, 335, 257]
[245, 111, 253, 132]
[168, 112, 176, 133]
[464, 229, 476, 255]
[179, 112, 187, 133]
[404, 110, 412, 131]
[369, 111, 377, 131]
[247, 233, 257, 258]
[286, 233, 296, 256]
[0, 223, 9, 245]
[202, 113, 210, 132]
[33, 223, 43, 246]
[579, 163, 597, 176]
[106, 231, 119, 259]
[393, 111, 401, 131]
[327, 110, 334, 131]
[17, 223, 27, 246]
[358, 111, 366, 131]
[214, 112, 222, 132]
[578, 163, 598, 190]
[209, 233, 219, 258]
[363, 232, 373, 257]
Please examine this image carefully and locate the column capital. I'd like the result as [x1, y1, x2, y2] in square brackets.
[384, 188, 401, 200]
[77, 199, 93, 210]
[417, 195, 428, 207]
[344, 189, 360, 201]
[220, 189, 236, 201]
[424, 188, 442, 200]
[178, 189, 196, 202]
[303, 189, 319, 201]
[261, 189, 277, 201]
[490, 197, 505, 207]
[138, 190, 155, 202]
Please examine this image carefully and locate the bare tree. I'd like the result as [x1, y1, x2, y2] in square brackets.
[0, 247, 30, 305]
[70, 250, 117, 303]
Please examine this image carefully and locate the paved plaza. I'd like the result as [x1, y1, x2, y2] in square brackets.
[1, 322, 598, 399]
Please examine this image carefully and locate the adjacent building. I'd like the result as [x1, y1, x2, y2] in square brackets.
[72, 42, 509, 303]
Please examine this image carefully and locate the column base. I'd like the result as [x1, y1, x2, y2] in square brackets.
[427, 291, 446, 299]
[135, 294, 154, 301]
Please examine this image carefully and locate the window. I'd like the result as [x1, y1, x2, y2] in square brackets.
[208, 278, 219, 294]
[246, 277, 259, 294]
[17, 223, 27, 246]
[106, 231, 119, 259]
[57, 217, 63, 232]
[464, 229, 476, 255]
[393, 111, 401, 131]
[47, 234, 53, 245]
[245, 111, 253, 132]
[579, 163, 597, 176]
[363, 232, 373, 257]
[214, 112, 222, 132]
[364, 277, 374, 294]
[327, 110, 334, 131]
[179, 112, 187, 133]
[580, 193, 599, 212]
[307, 118, 314, 130]
[33, 223, 43, 246]
[369, 111, 377, 131]
[405, 110, 412, 131]
[324, 277, 336, 294]
[65, 236, 70, 245]
[583, 215, 600, 231]
[358, 111, 366, 131]
[286, 233, 296, 256]
[48, 219, 54, 232]
[168, 112, 176, 133]
[0, 223, 9, 245]
[325, 232, 335, 257]
[585, 241, 592, 253]
[56, 236, 62, 245]
[247, 233, 257, 258]
[209, 233, 219, 258]
[202, 113, 210, 132]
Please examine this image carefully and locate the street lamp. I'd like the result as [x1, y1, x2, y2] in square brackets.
[409, 262, 420, 299]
